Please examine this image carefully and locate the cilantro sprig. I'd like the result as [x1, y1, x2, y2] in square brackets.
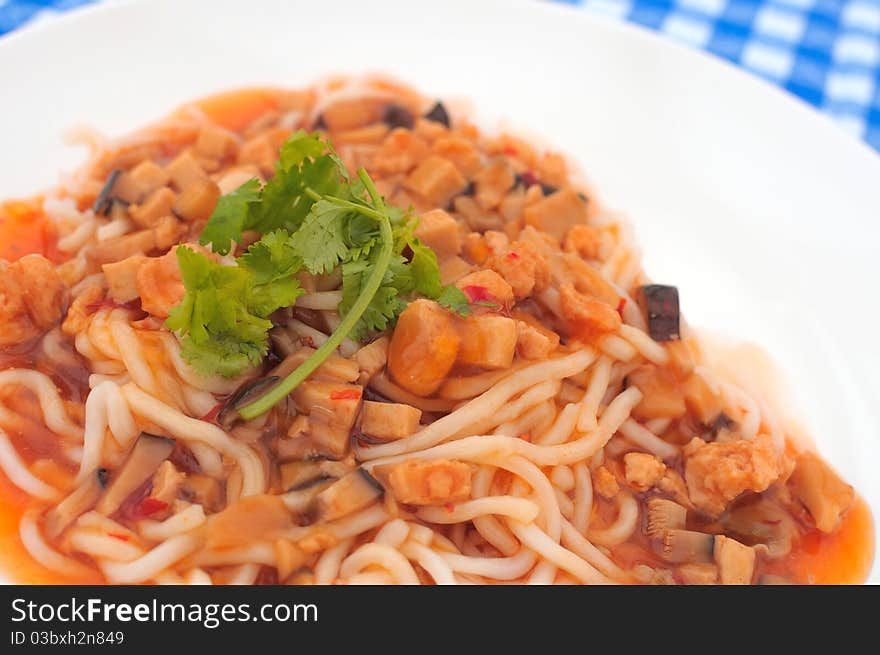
[167, 130, 462, 419]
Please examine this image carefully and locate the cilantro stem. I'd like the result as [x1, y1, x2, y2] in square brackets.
[237, 169, 393, 420]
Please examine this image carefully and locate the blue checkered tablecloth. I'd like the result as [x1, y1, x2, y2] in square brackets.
[2, 0, 880, 151]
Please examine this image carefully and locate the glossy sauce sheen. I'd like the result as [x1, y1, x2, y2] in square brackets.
[0, 88, 874, 584]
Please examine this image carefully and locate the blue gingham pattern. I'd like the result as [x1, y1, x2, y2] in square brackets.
[2, 0, 880, 151]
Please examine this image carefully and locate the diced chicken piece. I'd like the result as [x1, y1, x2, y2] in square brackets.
[414, 209, 461, 260]
[439, 256, 473, 286]
[499, 187, 526, 223]
[102, 255, 147, 304]
[483, 230, 509, 255]
[657, 469, 693, 509]
[62, 284, 104, 335]
[624, 452, 667, 492]
[333, 123, 390, 145]
[461, 232, 490, 265]
[165, 150, 208, 190]
[627, 365, 687, 421]
[112, 161, 169, 204]
[376, 459, 472, 506]
[515, 319, 560, 360]
[237, 134, 277, 176]
[371, 128, 430, 175]
[195, 124, 239, 160]
[487, 239, 550, 299]
[683, 434, 786, 517]
[559, 283, 621, 336]
[457, 314, 517, 370]
[403, 156, 467, 207]
[522, 188, 588, 241]
[360, 401, 422, 441]
[788, 450, 854, 533]
[677, 563, 719, 585]
[431, 135, 483, 177]
[453, 195, 502, 232]
[320, 97, 387, 131]
[536, 152, 569, 189]
[217, 165, 261, 195]
[291, 381, 363, 457]
[593, 465, 620, 499]
[564, 224, 602, 260]
[473, 159, 515, 210]
[714, 535, 756, 585]
[387, 300, 460, 396]
[353, 337, 388, 385]
[0, 255, 68, 347]
[683, 371, 723, 425]
[172, 178, 220, 223]
[414, 117, 448, 143]
[455, 269, 514, 309]
[136, 248, 185, 318]
[153, 215, 186, 251]
[88, 226, 157, 266]
[206, 494, 291, 549]
[130, 187, 176, 229]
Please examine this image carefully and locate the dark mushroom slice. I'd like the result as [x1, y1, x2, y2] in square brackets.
[655, 529, 715, 564]
[720, 499, 796, 559]
[216, 376, 279, 430]
[43, 468, 109, 539]
[423, 101, 450, 127]
[311, 468, 384, 523]
[638, 284, 680, 342]
[92, 169, 122, 216]
[383, 104, 414, 129]
[645, 498, 687, 539]
[279, 458, 352, 492]
[95, 433, 175, 516]
[282, 476, 336, 516]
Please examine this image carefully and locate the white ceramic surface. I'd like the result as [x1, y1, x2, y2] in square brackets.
[0, 0, 877, 582]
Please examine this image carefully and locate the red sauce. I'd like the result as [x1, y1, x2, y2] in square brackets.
[0, 199, 64, 263]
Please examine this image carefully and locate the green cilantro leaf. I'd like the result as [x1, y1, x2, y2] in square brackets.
[198, 178, 261, 255]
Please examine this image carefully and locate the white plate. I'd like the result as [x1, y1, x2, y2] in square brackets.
[1, 0, 877, 582]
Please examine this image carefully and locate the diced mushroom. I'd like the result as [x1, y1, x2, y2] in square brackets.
[423, 101, 451, 127]
[92, 170, 122, 216]
[645, 498, 687, 539]
[291, 382, 363, 457]
[279, 458, 352, 492]
[180, 474, 223, 512]
[216, 376, 280, 430]
[456, 314, 517, 370]
[96, 433, 175, 516]
[360, 401, 422, 441]
[387, 300, 460, 397]
[656, 529, 715, 564]
[403, 156, 467, 207]
[102, 255, 148, 304]
[714, 535, 756, 585]
[353, 337, 389, 385]
[788, 451, 854, 533]
[130, 187, 176, 229]
[721, 498, 796, 558]
[638, 284, 680, 342]
[373, 459, 472, 506]
[312, 469, 385, 522]
[414, 209, 461, 260]
[43, 468, 108, 539]
[677, 563, 719, 585]
[282, 476, 336, 515]
[172, 178, 220, 223]
[522, 188, 588, 242]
